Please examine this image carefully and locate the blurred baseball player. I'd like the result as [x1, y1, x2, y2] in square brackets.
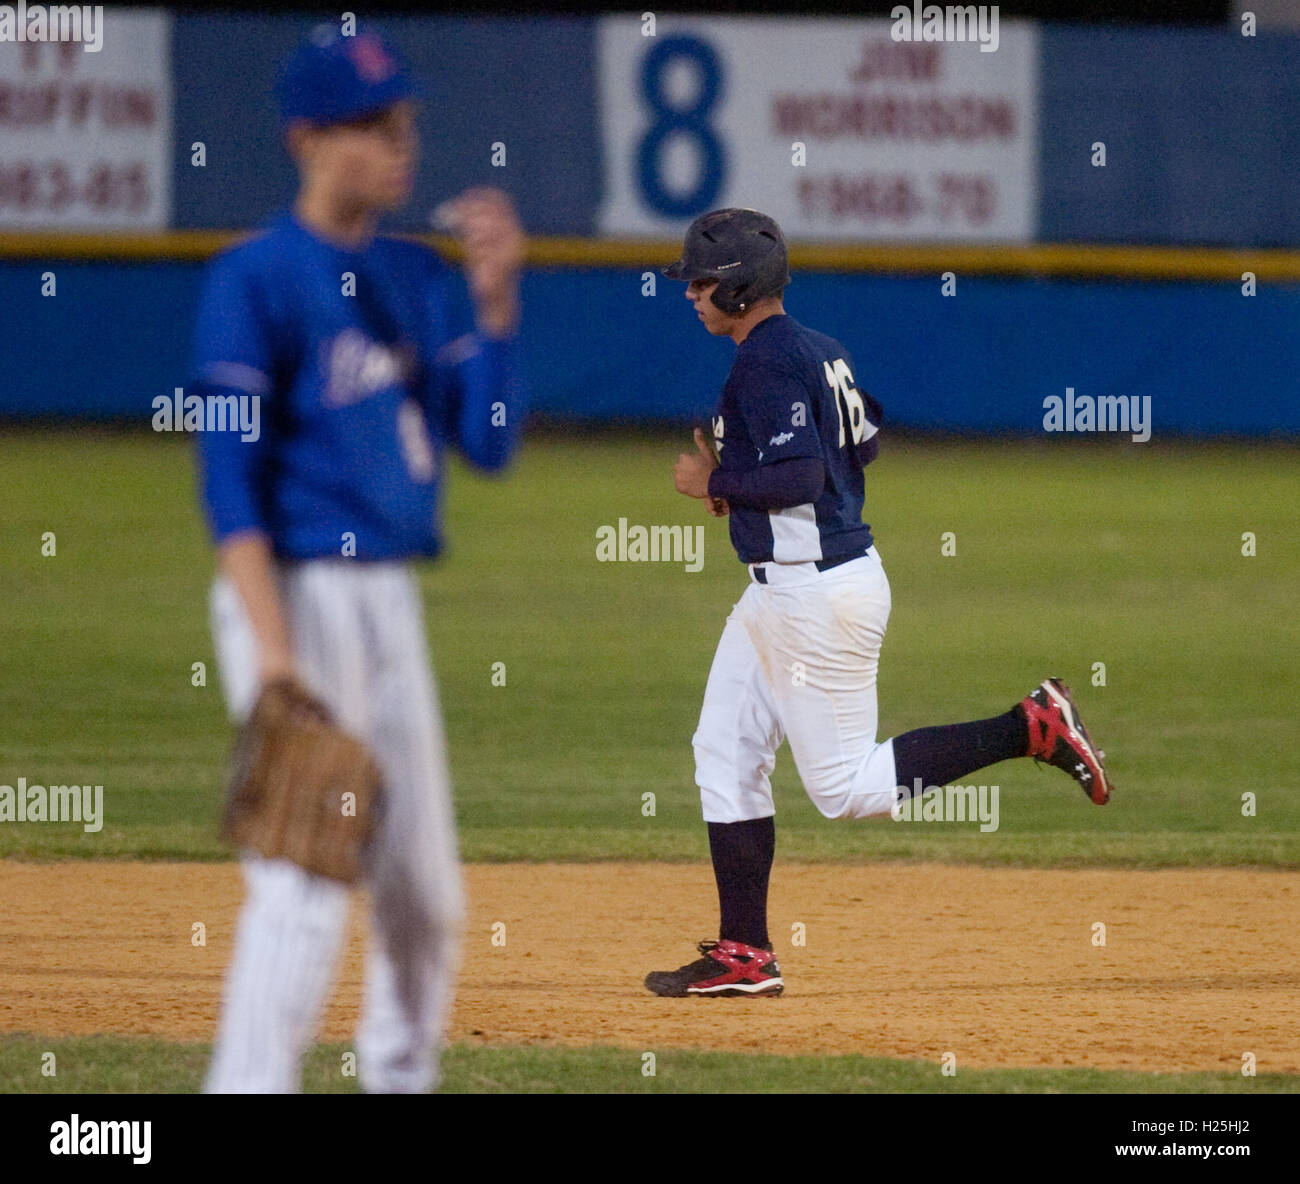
[194, 28, 526, 1089]
[647, 208, 1111, 998]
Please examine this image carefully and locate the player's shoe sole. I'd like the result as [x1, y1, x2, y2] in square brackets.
[1021, 678, 1112, 805]
[645, 939, 785, 997]
[684, 977, 785, 997]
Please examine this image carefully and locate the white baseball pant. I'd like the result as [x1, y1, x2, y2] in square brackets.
[694, 548, 898, 823]
[204, 560, 464, 1093]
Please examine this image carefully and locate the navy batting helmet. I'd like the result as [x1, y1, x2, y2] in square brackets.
[662, 208, 790, 316]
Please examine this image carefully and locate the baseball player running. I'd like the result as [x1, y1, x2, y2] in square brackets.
[647, 209, 1111, 999]
[194, 29, 526, 1089]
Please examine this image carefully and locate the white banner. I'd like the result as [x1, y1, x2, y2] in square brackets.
[0, 8, 172, 229]
[598, 15, 1038, 242]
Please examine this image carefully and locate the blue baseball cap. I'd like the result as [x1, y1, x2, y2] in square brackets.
[276, 27, 415, 126]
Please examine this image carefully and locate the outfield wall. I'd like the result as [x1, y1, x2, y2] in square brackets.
[3, 255, 1296, 435]
[2, 12, 1297, 433]
[3, 11, 1297, 245]
[156, 15, 1300, 247]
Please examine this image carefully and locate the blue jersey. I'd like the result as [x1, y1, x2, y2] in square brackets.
[711, 314, 881, 565]
[192, 211, 525, 561]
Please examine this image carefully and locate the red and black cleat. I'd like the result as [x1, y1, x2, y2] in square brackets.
[645, 939, 785, 997]
[1020, 678, 1112, 805]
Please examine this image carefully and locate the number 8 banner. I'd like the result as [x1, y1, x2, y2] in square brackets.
[597, 14, 1039, 242]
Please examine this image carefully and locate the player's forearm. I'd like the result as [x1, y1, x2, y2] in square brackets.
[196, 390, 271, 541]
[217, 532, 294, 678]
[455, 335, 527, 472]
[708, 457, 825, 511]
[473, 292, 519, 339]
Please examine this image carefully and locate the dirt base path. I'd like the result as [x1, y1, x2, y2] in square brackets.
[2, 861, 1296, 1073]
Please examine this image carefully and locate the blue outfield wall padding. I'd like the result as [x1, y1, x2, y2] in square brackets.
[0, 262, 202, 419]
[796, 273, 1300, 437]
[1, 263, 1296, 436]
[1039, 26, 1300, 248]
[171, 14, 602, 235]
[550, 270, 1300, 436]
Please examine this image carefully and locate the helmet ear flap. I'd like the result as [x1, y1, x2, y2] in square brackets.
[709, 282, 746, 316]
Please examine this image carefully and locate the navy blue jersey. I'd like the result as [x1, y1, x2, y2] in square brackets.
[193, 211, 525, 561]
[711, 314, 881, 565]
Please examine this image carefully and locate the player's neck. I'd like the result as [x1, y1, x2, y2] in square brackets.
[729, 302, 785, 345]
[293, 189, 379, 251]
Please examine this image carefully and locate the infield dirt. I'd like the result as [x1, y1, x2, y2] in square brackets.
[2, 861, 1296, 1073]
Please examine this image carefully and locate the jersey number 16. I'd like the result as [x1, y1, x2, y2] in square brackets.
[824, 358, 869, 446]
[823, 358, 881, 468]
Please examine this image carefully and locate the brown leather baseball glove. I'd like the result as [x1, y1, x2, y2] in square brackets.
[220, 678, 384, 885]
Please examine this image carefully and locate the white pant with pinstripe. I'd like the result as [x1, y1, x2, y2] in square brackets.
[204, 561, 464, 1093]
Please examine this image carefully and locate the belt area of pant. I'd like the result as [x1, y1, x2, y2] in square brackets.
[750, 549, 866, 584]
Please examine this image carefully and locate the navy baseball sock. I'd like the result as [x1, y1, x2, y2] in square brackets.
[892, 705, 1028, 799]
[707, 817, 775, 949]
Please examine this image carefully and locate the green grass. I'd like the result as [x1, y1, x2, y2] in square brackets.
[1, 1034, 1292, 1094]
[0, 428, 1296, 865]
